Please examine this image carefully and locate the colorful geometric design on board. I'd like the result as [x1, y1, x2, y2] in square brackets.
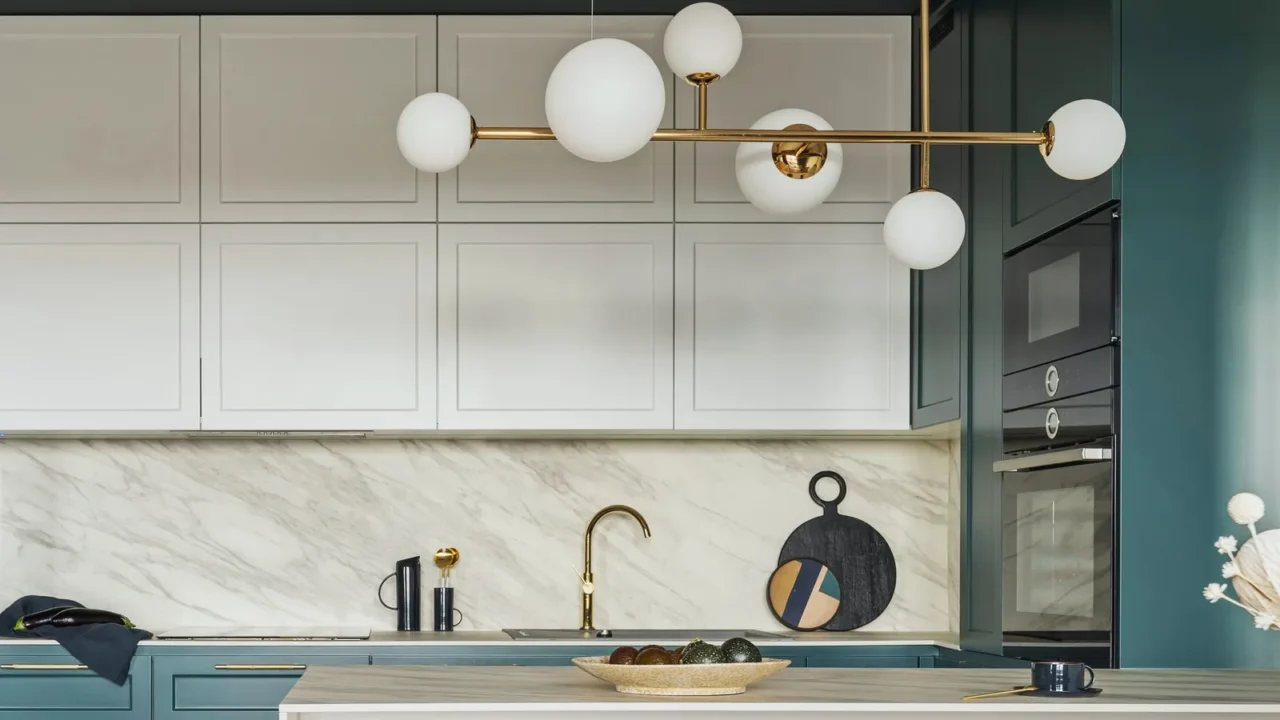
[768, 557, 842, 630]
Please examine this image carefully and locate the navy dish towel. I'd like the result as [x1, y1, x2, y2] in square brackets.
[0, 596, 152, 685]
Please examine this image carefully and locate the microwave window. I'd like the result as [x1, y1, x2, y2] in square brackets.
[1014, 486, 1095, 619]
[1027, 252, 1081, 343]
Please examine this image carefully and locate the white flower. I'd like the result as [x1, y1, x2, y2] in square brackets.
[1223, 562, 1241, 578]
[1228, 493, 1266, 526]
[1255, 613, 1277, 630]
[1204, 583, 1229, 603]
[1215, 536, 1239, 555]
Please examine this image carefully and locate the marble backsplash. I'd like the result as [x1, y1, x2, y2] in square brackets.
[0, 439, 956, 633]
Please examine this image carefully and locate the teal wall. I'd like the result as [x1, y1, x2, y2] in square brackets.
[1120, 0, 1280, 667]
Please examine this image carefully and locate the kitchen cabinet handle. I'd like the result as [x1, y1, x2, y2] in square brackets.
[215, 664, 308, 671]
[0, 664, 89, 670]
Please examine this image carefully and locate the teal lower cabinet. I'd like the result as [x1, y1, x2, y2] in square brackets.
[806, 656, 918, 668]
[152, 654, 368, 720]
[931, 648, 1032, 668]
[0, 652, 150, 719]
[374, 655, 573, 666]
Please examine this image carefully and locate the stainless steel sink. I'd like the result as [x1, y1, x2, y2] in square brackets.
[503, 629, 790, 641]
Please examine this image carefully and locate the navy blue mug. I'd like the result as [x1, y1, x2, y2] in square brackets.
[1032, 661, 1095, 693]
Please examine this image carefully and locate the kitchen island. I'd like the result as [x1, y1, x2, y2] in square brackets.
[280, 665, 1280, 719]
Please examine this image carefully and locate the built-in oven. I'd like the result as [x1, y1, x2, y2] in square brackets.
[995, 344, 1117, 668]
[1003, 205, 1119, 376]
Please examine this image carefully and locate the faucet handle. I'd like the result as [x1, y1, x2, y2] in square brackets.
[577, 570, 594, 596]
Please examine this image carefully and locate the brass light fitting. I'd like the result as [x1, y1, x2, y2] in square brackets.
[465, 0, 1059, 170]
[772, 123, 828, 179]
[580, 504, 651, 632]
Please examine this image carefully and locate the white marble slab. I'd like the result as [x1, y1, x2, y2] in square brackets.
[280, 666, 1280, 713]
[0, 630, 959, 648]
[0, 439, 954, 632]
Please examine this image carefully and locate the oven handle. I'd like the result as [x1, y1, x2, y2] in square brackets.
[993, 447, 1112, 472]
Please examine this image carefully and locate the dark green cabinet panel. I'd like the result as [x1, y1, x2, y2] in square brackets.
[0, 654, 150, 719]
[911, 0, 968, 428]
[805, 656, 918, 668]
[373, 655, 571, 666]
[934, 647, 1030, 668]
[153, 654, 367, 720]
[959, 0, 1009, 657]
[1001, 0, 1117, 253]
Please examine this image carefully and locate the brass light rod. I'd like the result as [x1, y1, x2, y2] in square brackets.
[475, 127, 1048, 145]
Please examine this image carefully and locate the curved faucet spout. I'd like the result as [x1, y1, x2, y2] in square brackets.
[581, 504, 651, 631]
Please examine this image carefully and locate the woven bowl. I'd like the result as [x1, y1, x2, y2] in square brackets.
[572, 656, 791, 696]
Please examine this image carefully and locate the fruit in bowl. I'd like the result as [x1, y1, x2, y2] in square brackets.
[577, 638, 787, 696]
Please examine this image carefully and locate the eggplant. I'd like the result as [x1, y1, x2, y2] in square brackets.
[14, 606, 134, 632]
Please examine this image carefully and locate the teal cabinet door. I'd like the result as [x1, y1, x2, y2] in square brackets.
[911, 0, 968, 429]
[997, 0, 1118, 253]
[0, 653, 150, 719]
[373, 655, 571, 667]
[153, 654, 367, 720]
[805, 656, 918, 668]
[934, 648, 1031, 668]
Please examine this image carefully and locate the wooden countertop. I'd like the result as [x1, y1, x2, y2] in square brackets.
[280, 666, 1280, 713]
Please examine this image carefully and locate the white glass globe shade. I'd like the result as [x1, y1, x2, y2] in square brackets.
[397, 93, 473, 173]
[883, 189, 966, 270]
[664, 2, 743, 79]
[1043, 99, 1126, 180]
[545, 38, 666, 163]
[734, 109, 843, 215]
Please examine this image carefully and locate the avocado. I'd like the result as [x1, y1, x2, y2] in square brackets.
[680, 640, 726, 664]
[609, 646, 639, 665]
[721, 637, 762, 663]
[635, 647, 672, 665]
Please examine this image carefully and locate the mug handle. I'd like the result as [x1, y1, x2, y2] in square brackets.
[1082, 664, 1095, 690]
[453, 608, 465, 626]
[377, 573, 398, 611]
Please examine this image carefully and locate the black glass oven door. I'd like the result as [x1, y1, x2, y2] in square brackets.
[1003, 208, 1116, 376]
[1001, 456, 1113, 647]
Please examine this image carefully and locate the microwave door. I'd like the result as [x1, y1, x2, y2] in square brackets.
[1003, 209, 1117, 376]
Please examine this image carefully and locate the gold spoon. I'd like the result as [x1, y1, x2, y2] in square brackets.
[962, 686, 1038, 701]
[433, 547, 460, 579]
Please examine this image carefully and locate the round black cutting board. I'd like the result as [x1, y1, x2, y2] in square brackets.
[778, 471, 896, 631]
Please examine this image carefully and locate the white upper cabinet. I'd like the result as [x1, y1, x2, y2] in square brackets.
[438, 224, 674, 429]
[674, 17, 911, 223]
[201, 16, 436, 222]
[201, 224, 436, 430]
[675, 224, 909, 430]
[0, 225, 199, 431]
[0, 17, 199, 223]
[437, 17, 674, 222]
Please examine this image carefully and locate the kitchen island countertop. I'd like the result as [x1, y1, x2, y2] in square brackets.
[280, 665, 1280, 716]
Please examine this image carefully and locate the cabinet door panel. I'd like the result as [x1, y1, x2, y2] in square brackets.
[0, 655, 150, 719]
[201, 16, 435, 222]
[154, 654, 366, 720]
[805, 656, 918, 668]
[911, 4, 967, 428]
[1003, 0, 1116, 252]
[0, 225, 199, 430]
[439, 224, 674, 430]
[0, 17, 198, 222]
[372, 655, 570, 666]
[438, 16, 673, 222]
[675, 16, 911, 222]
[201, 224, 436, 430]
[675, 224, 909, 430]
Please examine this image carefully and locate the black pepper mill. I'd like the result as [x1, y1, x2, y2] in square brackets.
[432, 547, 464, 631]
[378, 556, 422, 632]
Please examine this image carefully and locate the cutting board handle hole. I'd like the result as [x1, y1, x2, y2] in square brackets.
[808, 471, 847, 510]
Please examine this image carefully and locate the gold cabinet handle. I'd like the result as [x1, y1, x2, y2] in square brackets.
[214, 664, 307, 671]
[0, 664, 89, 670]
